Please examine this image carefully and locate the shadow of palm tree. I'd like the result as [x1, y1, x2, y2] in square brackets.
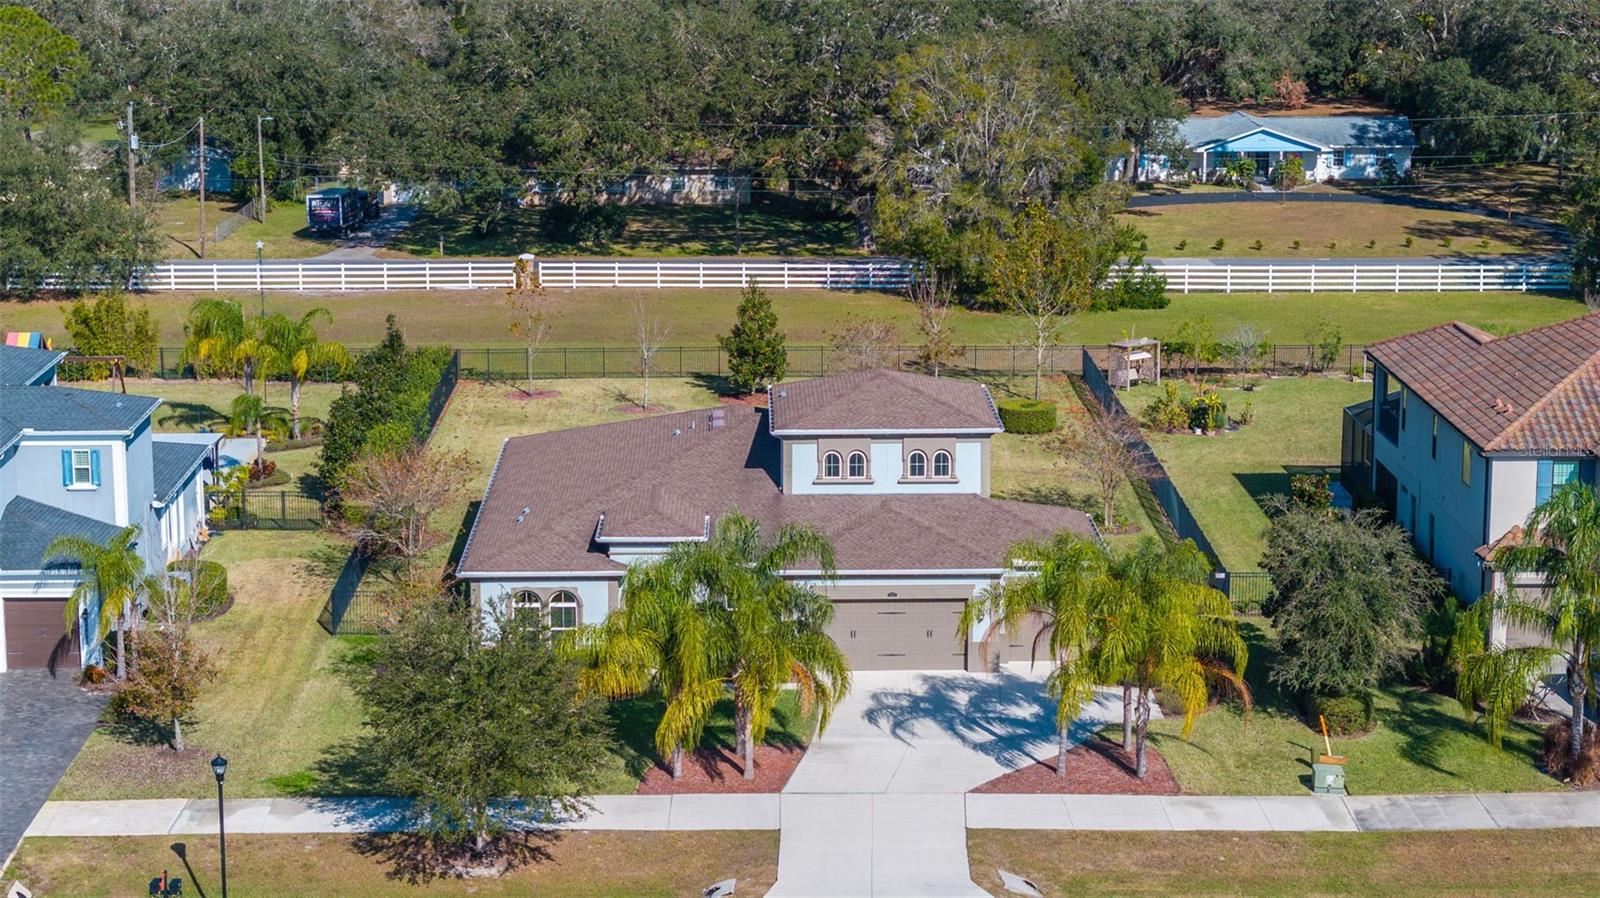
[159, 401, 225, 430]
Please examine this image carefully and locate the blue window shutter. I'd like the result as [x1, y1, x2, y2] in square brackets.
[89, 449, 101, 486]
[1536, 459, 1553, 505]
[60, 450, 72, 486]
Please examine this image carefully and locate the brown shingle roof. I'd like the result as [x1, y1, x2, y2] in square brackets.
[768, 369, 1002, 434]
[1366, 313, 1600, 455]
[458, 400, 1092, 577]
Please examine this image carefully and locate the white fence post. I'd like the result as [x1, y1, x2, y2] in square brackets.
[656, 260, 662, 289]
[1267, 264, 1274, 293]
[340, 262, 347, 292]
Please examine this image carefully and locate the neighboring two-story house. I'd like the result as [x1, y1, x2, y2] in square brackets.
[1, 346, 219, 673]
[457, 369, 1099, 671]
[1342, 314, 1600, 602]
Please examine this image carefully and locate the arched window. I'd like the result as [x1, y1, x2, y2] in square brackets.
[510, 589, 540, 615]
[546, 590, 580, 632]
[847, 451, 867, 479]
[933, 450, 952, 478]
[907, 451, 927, 478]
[823, 451, 841, 479]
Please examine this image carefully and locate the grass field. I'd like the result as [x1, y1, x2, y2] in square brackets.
[4, 288, 1586, 355]
[77, 378, 345, 434]
[384, 199, 859, 258]
[1119, 377, 1372, 570]
[155, 196, 335, 260]
[4, 831, 779, 898]
[1121, 199, 1563, 258]
[968, 828, 1600, 897]
[1146, 617, 1555, 796]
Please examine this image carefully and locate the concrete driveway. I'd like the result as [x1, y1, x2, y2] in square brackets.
[0, 671, 106, 865]
[785, 667, 1135, 794]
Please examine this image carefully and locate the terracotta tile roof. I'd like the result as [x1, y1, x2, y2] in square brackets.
[458, 400, 1092, 577]
[1366, 313, 1600, 455]
[768, 369, 1002, 434]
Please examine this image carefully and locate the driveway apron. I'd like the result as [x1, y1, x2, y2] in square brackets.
[0, 670, 106, 864]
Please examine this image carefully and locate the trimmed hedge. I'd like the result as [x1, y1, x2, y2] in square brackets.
[319, 319, 454, 488]
[996, 398, 1057, 434]
[1305, 691, 1373, 736]
[168, 558, 230, 619]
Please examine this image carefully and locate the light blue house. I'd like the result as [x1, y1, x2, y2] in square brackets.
[1342, 314, 1600, 605]
[0, 346, 219, 674]
[1124, 112, 1416, 183]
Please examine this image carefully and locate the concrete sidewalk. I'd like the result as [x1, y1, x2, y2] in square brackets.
[27, 790, 1599, 839]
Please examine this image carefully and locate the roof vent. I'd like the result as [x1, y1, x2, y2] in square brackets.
[515, 505, 530, 524]
[672, 427, 682, 437]
[777, 389, 787, 398]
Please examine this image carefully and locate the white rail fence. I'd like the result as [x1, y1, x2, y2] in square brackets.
[45, 255, 1574, 294]
[1149, 259, 1572, 293]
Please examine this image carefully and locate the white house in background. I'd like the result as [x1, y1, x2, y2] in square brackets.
[456, 369, 1101, 672]
[0, 346, 219, 674]
[1122, 112, 1417, 184]
[525, 167, 752, 207]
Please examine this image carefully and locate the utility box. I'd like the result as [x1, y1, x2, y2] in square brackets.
[1312, 757, 1347, 795]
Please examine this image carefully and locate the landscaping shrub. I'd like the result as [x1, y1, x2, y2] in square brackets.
[1290, 239, 1301, 250]
[169, 559, 230, 619]
[1141, 382, 1190, 433]
[1406, 594, 1459, 691]
[1289, 473, 1332, 509]
[1403, 236, 1414, 248]
[1306, 692, 1372, 736]
[247, 457, 278, 483]
[320, 317, 454, 488]
[1211, 237, 1226, 251]
[996, 398, 1057, 434]
[1188, 389, 1226, 432]
[1540, 719, 1599, 785]
[1233, 397, 1254, 427]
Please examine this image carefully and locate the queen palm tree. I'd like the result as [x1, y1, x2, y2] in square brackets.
[565, 559, 727, 780]
[1100, 537, 1250, 779]
[1456, 482, 1600, 768]
[960, 532, 1111, 778]
[45, 525, 144, 680]
[260, 309, 351, 438]
[227, 392, 290, 465]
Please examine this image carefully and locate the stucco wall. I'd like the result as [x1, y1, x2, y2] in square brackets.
[11, 438, 123, 523]
[788, 437, 985, 496]
[477, 578, 615, 629]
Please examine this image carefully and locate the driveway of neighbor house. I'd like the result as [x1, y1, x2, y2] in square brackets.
[0, 671, 107, 865]
[771, 668, 1141, 898]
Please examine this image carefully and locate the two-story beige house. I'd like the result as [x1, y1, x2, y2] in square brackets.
[456, 369, 1098, 671]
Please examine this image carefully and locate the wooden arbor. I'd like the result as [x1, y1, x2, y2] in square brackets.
[1109, 338, 1161, 390]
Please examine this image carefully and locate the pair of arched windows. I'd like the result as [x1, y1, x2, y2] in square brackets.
[510, 589, 580, 631]
[905, 450, 952, 479]
[822, 450, 867, 480]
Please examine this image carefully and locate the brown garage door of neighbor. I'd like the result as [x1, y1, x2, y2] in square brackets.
[4, 598, 81, 673]
[828, 599, 966, 671]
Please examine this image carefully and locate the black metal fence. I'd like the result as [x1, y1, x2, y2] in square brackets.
[1080, 349, 1272, 610]
[210, 489, 324, 529]
[425, 351, 460, 435]
[318, 550, 395, 636]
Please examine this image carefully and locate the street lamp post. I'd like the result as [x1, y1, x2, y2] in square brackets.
[211, 754, 229, 898]
[256, 115, 274, 222]
[255, 240, 266, 318]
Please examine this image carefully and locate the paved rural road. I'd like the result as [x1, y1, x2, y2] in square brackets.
[0, 671, 107, 867]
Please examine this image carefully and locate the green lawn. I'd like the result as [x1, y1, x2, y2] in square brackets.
[76, 378, 345, 433]
[1121, 197, 1563, 258]
[1119, 377, 1370, 571]
[155, 195, 338, 260]
[385, 199, 859, 258]
[5, 831, 779, 898]
[969, 828, 1600, 897]
[1146, 617, 1556, 796]
[4, 289, 1586, 355]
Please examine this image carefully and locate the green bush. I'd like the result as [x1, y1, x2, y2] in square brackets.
[996, 398, 1057, 434]
[1290, 473, 1332, 509]
[169, 559, 230, 618]
[1141, 382, 1190, 433]
[1188, 390, 1226, 432]
[319, 317, 454, 488]
[1305, 692, 1373, 736]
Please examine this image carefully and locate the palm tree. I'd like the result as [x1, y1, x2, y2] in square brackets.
[1100, 537, 1250, 779]
[45, 525, 145, 680]
[260, 309, 351, 438]
[182, 298, 245, 383]
[227, 392, 290, 464]
[565, 559, 727, 780]
[684, 512, 851, 780]
[960, 532, 1112, 778]
[1456, 482, 1600, 768]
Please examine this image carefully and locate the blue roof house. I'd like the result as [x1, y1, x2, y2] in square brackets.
[1119, 112, 1417, 184]
[0, 346, 219, 674]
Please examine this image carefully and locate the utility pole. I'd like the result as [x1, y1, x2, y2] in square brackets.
[125, 101, 136, 208]
[197, 115, 207, 259]
[256, 115, 274, 222]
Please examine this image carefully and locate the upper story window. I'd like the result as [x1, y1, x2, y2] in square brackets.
[546, 590, 580, 632]
[906, 451, 926, 478]
[61, 448, 100, 489]
[933, 450, 952, 478]
[511, 589, 540, 613]
[1537, 459, 1585, 505]
[847, 451, 867, 479]
[823, 451, 842, 479]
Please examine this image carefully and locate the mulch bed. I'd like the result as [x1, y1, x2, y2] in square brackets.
[970, 735, 1180, 795]
[635, 745, 805, 795]
[507, 389, 562, 401]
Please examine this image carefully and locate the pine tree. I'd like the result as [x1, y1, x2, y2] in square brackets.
[718, 282, 787, 394]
